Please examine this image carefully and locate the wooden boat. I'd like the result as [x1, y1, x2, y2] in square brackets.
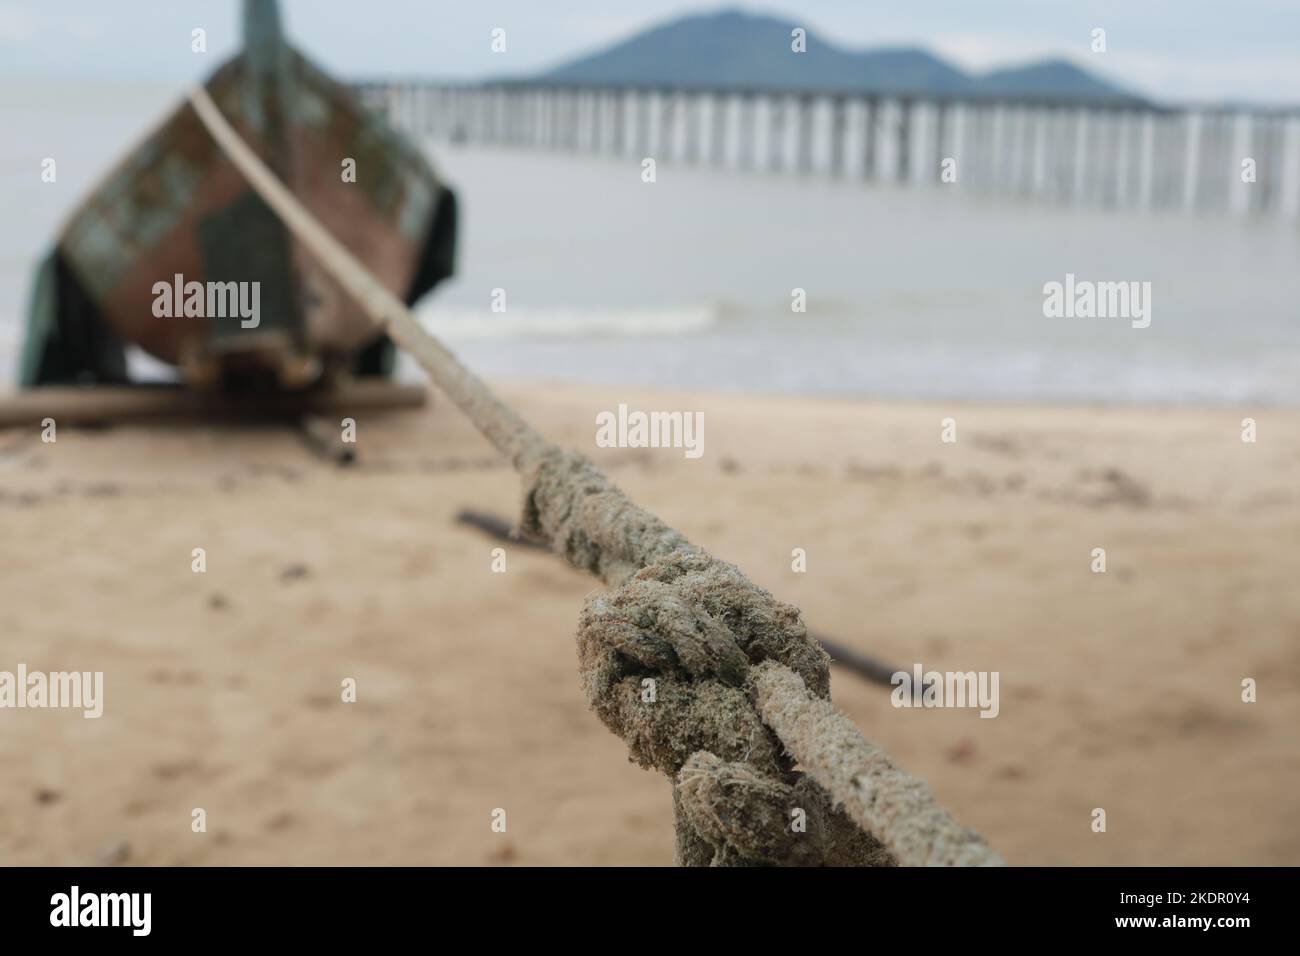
[18, 0, 457, 392]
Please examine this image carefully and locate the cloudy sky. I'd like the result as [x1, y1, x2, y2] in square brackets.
[0, 0, 1296, 104]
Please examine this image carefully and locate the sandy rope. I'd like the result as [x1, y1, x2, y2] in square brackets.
[190, 86, 1001, 866]
[751, 662, 1001, 866]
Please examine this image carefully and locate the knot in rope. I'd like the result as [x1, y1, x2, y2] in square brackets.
[576, 548, 892, 866]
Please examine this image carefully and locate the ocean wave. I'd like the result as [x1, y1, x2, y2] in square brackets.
[417, 304, 719, 341]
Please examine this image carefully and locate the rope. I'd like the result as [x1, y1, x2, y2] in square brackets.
[189, 85, 1002, 867]
[188, 85, 543, 469]
[750, 662, 999, 866]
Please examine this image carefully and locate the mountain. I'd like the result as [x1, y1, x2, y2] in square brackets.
[975, 59, 1134, 100]
[536, 9, 1144, 104]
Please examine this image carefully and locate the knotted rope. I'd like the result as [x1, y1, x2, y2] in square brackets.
[191, 86, 1002, 866]
[522, 446, 997, 866]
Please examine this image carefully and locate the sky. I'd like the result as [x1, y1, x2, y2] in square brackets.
[0, 0, 1297, 105]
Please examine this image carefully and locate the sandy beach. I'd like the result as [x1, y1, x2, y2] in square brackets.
[1, 382, 1297, 866]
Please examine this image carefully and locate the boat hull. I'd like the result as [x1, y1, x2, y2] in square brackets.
[22, 47, 455, 388]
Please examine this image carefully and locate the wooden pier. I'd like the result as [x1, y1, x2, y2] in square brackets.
[354, 81, 1300, 218]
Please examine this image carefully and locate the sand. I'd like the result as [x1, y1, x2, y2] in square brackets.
[0, 382, 1297, 866]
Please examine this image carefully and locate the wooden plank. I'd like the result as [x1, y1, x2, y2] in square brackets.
[0, 381, 427, 428]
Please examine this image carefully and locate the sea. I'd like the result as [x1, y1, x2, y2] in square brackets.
[3, 78, 1299, 405]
